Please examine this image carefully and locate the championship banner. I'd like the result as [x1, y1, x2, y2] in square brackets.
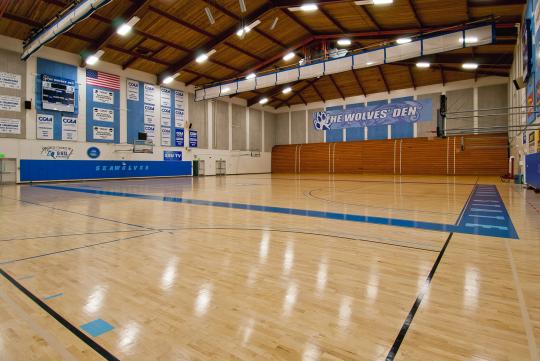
[313, 99, 432, 131]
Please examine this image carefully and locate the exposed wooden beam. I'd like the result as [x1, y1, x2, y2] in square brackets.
[297, 92, 307, 105]
[351, 69, 365, 96]
[406, 0, 423, 27]
[81, 0, 151, 64]
[328, 74, 345, 99]
[468, 0, 525, 7]
[157, 2, 276, 82]
[439, 64, 446, 85]
[200, 0, 288, 49]
[377, 66, 390, 93]
[393, 63, 509, 78]
[407, 65, 416, 89]
[319, 6, 348, 33]
[148, 5, 214, 37]
[0, 0, 11, 18]
[280, 8, 314, 34]
[274, 78, 319, 108]
[312, 82, 325, 102]
[356, 5, 381, 31]
[121, 36, 149, 69]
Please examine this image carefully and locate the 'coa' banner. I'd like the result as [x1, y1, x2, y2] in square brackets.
[313, 99, 432, 131]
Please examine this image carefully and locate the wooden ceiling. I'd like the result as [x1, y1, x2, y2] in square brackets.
[0, 0, 523, 108]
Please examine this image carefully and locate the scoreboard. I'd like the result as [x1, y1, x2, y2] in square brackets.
[42, 74, 75, 113]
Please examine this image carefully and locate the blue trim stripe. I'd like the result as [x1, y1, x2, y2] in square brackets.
[35, 184, 518, 239]
[455, 185, 518, 239]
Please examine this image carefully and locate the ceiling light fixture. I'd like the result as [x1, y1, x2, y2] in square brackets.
[85, 50, 104, 65]
[162, 72, 180, 85]
[337, 39, 352, 46]
[282, 86, 292, 94]
[459, 36, 479, 44]
[259, 97, 269, 104]
[416, 61, 430, 68]
[372, 0, 393, 4]
[196, 49, 216, 64]
[239, 0, 247, 12]
[236, 19, 261, 37]
[283, 52, 296, 61]
[246, 73, 256, 80]
[462, 62, 479, 70]
[205, 7, 215, 25]
[300, 3, 318, 11]
[396, 37, 412, 44]
[270, 17, 279, 30]
[116, 16, 140, 36]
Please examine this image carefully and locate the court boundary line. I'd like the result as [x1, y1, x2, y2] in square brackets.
[2, 227, 438, 266]
[34, 184, 519, 239]
[0, 268, 120, 361]
[385, 232, 454, 361]
[0, 286, 78, 361]
[0, 194, 155, 231]
[1, 229, 150, 243]
[0, 231, 159, 265]
[505, 239, 540, 361]
[305, 188, 461, 216]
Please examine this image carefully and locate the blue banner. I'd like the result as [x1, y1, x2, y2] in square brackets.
[175, 129, 184, 146]
[20, 160, 192, 182]
[189, 130, 198, 148]
[164, 150, 182, 161]
[313, 99, 432, 131]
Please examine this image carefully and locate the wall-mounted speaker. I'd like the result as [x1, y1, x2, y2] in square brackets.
[24, 100, 32, 110]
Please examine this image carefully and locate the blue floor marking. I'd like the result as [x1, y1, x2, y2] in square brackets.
[80, 319, 114, 337]
[35, 184, 518, 239]
[43, 293, 63, 301]
[455, 185, 518, 239]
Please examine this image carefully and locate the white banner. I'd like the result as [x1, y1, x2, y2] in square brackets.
[144, 83, 155, 104]
[175, 90, 184, 109]
[174, 108, 184, 128]
[61, 116, 77, 141]
[161, 106, 171, 127]
[93, 107, 114, 122]
[37, 114, 54, 139]
[0, 118, 21, 134]
[127, 79, 139, 101]
[161, 127, 171, 146]
[144, 103, 156, 124]
[144, 123, 156, 143]
[93, 88, 114, 104]
[161, 87, 171, 107]
[93, 126, 114, 140]
[0, 95, 21, 112]
[0, 72, 21, 90]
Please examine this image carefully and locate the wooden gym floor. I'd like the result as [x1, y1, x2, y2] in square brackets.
[1, 174, 539, 361]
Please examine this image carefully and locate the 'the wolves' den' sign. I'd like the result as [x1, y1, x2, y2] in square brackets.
[313, 99, 432, 131]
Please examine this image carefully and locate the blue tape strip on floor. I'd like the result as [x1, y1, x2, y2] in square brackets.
[43, 292, 63, 301]
[80, 319, 114, 337]
[35, 184, 518, 239]
[455, 185, 518, 239]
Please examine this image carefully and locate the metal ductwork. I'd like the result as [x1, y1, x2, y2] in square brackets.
[21, 0, 114, 61]
[195, 24, 495, 102]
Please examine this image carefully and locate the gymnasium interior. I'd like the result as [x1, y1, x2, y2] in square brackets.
[1, 0, 540, 360]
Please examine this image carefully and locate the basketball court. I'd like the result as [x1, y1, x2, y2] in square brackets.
[1, 1, 540, 361]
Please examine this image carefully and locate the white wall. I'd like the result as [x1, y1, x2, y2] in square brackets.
[0, 35, 273, 181]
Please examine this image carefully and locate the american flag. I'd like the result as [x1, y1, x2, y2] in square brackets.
[86, 69, 120, 90]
